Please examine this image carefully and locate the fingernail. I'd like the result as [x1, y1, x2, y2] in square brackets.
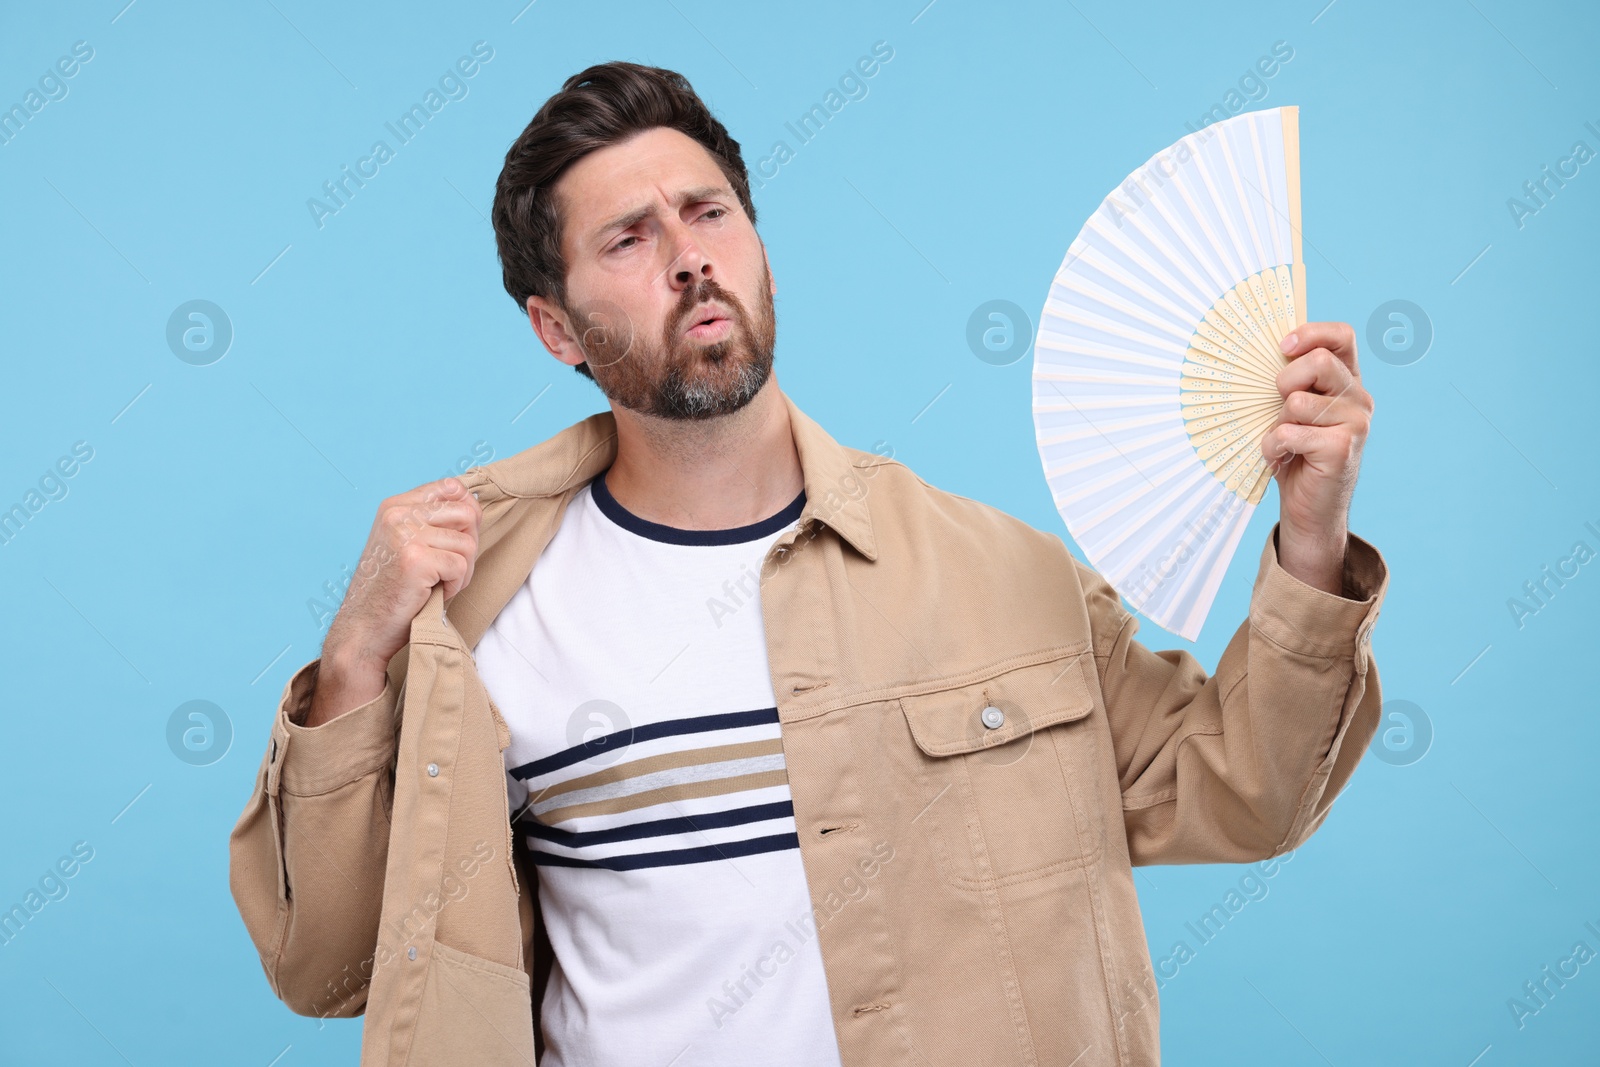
[1279, 333, 1297, 354]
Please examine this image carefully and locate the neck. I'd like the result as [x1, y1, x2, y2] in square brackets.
[602, 377, 803, 531]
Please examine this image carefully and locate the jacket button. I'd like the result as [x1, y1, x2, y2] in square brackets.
[407, 946, 417, 961]
[981, 706, 1005, 729]
[427, 763, 440, 777]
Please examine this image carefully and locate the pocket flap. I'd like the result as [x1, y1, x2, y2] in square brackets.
[899, 652, 1095, 757]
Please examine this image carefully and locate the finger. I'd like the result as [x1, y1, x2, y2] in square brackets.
[399, 477, 483, 521]
[417, 525, 478, 559]
[439, 551, 477, 602]
[427, 546, 474, 600]
[441, 477, 485, 525]
[392, 533, 474, 587]
[384, 498, 480, 541]
[1279, 321, 1360, 381]
[1260, 422, 1355, 472]
[423, 498, 482, 537]
[1276, 347, 1354, 400]
[369, 530, 476, 595]
[402, 476, 469, 505]
[1280, 388, 1365, 429]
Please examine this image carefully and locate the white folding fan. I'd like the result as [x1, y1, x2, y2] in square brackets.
[1032, 106, 1304, 641]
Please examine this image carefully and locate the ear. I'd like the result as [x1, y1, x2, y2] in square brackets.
[762, 242, 777, 297]
[526, 294, 586, 369]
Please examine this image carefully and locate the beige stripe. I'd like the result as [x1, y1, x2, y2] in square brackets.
[528, 736, 785, 804]
[542, 768, 792, 825]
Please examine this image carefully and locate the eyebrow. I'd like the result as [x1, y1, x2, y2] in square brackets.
[588, 184, 732, 248]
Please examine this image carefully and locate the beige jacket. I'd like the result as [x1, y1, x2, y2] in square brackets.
[229, 389, 1389, 1066]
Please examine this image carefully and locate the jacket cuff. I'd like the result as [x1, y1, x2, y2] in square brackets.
[1248, 522, 1389, 661]
[273, 658, 399, 797]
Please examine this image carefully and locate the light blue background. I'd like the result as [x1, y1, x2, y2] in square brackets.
[2, 1, 1596, 1063]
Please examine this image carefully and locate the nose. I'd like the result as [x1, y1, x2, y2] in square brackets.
[664, 219, 713, 293]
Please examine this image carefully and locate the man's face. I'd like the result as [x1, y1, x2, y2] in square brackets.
[540, 126, 776, 420]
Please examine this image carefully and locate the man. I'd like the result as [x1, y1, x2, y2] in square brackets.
[230, 61, 1388, 1066]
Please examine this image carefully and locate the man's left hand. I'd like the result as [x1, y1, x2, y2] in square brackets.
[1259, 321, 1374, 596]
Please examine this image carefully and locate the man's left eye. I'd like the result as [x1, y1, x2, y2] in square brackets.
[700, 207, 726, 221]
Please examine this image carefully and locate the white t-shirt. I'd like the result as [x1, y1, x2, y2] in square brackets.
[472, 469, 844, 1067]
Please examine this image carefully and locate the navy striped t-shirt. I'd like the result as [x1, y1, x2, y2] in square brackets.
[472, 469, 843, 1067]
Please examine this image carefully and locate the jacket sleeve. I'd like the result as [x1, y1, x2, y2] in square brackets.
[1075, 521, 1389, 865]
[228, 655, 400, 1017]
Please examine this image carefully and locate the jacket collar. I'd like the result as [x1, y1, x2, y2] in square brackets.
[445, 388, 878, 651]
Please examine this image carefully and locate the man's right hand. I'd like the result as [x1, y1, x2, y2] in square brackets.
[303, 477, 484, 728]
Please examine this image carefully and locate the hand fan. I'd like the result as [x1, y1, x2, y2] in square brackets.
[1032, 105, 1304, 641]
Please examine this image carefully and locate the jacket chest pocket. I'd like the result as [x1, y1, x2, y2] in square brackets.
[899, 652, 1101, 891]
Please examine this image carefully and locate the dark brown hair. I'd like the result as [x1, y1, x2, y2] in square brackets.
[492, 61, 758, 379]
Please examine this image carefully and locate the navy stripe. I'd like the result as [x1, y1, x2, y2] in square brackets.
[529, 832, 799, 870]
[518, 800, 794, 847]
[589, 469, 806, 546]
[510, 707, 780, 781]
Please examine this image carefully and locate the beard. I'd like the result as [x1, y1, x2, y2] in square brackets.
[565, 264, 776, 421]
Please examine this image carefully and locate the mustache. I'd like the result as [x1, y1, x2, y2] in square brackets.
[671, 278, 745, 335]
